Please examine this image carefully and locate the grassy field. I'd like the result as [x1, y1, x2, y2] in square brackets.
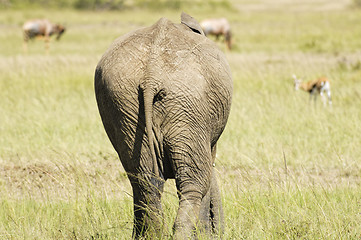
[1, 0, 361, 239]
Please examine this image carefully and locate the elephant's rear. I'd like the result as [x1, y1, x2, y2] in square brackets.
[94, 21, 169, 162]
[95, 17, 232, 169]
[94, 14, 232, 239]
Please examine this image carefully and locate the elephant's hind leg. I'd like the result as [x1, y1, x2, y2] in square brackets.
[199, 145, 224, 238]
[130, 173, 165, 239]
[171, 142, 213, 239]
[199, 169, 224, 238]
[173, 184, 204, 239]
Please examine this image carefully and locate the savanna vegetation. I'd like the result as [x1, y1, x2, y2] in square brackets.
[1, 0, 361, 239]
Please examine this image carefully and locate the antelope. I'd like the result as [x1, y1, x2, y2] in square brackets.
[22, 19, 66, 54]
[293, 74, 332, 106]
[200, 18, 232, 50]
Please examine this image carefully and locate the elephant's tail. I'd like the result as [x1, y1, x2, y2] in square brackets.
[142, 18, 169, 178]
[143, 81, 159, 178]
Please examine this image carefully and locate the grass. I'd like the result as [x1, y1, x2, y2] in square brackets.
[1, 1, 361, 239]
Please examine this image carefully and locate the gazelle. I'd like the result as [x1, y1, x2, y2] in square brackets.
[293, 74, 332, 106]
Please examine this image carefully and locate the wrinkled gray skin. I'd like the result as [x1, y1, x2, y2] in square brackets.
[95, 13, 232, 239]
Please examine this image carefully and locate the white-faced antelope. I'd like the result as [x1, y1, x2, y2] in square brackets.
[23, 19, 66, 54]
[293, 74, 332, 106]
[200, 18, 232, 50]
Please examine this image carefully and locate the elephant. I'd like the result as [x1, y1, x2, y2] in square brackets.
[94, 12, 232, 239]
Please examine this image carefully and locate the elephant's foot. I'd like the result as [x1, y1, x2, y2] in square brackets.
[132, 204, 166, 239]
[173, 194, 202, 240]
[131, 174, 166, 239]
[199, 171, 224, 238]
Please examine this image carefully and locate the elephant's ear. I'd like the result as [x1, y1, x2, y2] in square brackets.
[181, 12, 205, 36]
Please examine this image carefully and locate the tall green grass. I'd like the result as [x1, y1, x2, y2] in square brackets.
[1, 2, 361, 239]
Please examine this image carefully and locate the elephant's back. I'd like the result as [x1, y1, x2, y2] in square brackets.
[95, 17, 229, 86]
[95, 17, 232, 128]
